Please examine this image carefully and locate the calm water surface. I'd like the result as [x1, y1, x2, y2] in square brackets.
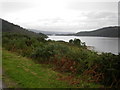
[48, 36, 119, 55]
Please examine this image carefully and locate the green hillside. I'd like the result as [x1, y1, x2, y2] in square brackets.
[1, 18, 48, 38]
[76, 26, 119, 37]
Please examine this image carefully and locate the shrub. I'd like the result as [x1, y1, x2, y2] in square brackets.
[98, 53, 120, 87]
[69, 38, 86, 48]
[31, 43, 70, 62]
[69, 38, 81, 46]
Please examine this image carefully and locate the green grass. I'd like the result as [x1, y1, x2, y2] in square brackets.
[3, 50, 72, 88]
[2, 49, 102, 88]
[0, 46, 2, 82]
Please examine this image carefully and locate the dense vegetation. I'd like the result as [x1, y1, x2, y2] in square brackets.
[2, 33, 120, 88]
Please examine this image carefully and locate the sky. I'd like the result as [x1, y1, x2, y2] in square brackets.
[0, 0, 119, 32]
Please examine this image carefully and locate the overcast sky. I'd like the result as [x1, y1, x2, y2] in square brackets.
[0, 0, 119, 32]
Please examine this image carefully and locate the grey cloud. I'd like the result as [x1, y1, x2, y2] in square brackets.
[38, 18, 64, 24]
[118, 2, 120, 25]
[25, 11, 118, 32]
[1, 2, 32, 13]
[68, 2, 118, 12]
[22, 11, 118, 32]
[51, 18, 64, 23]
[1, 1, 118, 32]
[84, 11, 117, 20]
[81, 11, 118, 28]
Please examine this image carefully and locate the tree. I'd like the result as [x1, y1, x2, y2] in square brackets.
[73, 38, 81, 46]
[69, 39, 73, 44]
[82, 42, 86, 47]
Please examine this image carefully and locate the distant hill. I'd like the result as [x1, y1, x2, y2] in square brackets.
[76, 26, 119, 37]
[1, 18, 48, 38]
[29, 29, 73, 35]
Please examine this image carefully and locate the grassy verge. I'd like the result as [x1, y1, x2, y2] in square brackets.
[0, 46, 2, 88]
[2, 49, 102, 88]
[3, 50, 72, 88]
